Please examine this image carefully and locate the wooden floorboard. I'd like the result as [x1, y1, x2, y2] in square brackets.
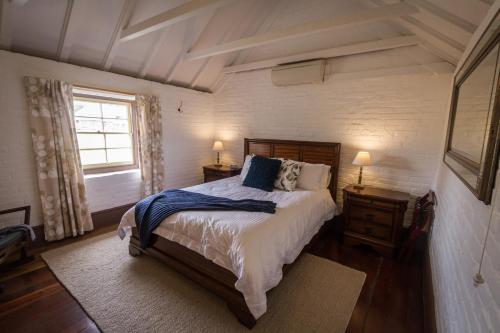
[0, 226, 424, 332]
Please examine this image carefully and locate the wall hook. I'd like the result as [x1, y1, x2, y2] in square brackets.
[177, 101, 183, 113]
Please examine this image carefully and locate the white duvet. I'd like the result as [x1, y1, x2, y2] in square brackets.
[118, 176, 337, 319]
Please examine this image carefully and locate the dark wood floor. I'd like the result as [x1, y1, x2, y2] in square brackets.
[0, 225, 423, 333]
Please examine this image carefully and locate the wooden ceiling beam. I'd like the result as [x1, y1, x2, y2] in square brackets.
[185, 2, 419, 61]
[120, 0, 237, 42]
[102, 0, 137, 71]
[56, 0, 75, 61]
[223, 35, 421, 74]
[406, 0, 477, 34]
[137, 27, 171, 79]
[359, 0, 464, 65]
[164, 13, 216, 83]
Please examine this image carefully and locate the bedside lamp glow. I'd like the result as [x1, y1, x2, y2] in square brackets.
[212, 141, 224, 167]
[352, 151, 371, 189]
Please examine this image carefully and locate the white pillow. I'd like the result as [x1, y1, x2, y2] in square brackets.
[296, 163, 331, 190]
[240, 154, 254, 180]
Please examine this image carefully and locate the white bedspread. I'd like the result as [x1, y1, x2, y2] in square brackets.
[118, 176, 337, 319]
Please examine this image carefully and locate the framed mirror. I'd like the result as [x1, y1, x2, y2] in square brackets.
[444, 12, 500, 204]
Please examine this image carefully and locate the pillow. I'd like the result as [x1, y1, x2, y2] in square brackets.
[243, 156, 282, 192]
[296, 163, 331, 190]
[240, 154, 254, 180]
[274, 159, 302, 191]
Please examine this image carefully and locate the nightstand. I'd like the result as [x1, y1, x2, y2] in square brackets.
[343, 185, 410, 258]
[203, 165, 241, 183]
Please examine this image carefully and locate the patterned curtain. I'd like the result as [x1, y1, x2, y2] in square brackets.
[136, 95, 164, 197]
[24, 77, 93, 241]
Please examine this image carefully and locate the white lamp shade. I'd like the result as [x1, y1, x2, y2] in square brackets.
[352, 151, 371, 166]
[212, 140, 224, 151]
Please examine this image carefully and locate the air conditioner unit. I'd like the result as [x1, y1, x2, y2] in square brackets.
[271, 59, 326, 87]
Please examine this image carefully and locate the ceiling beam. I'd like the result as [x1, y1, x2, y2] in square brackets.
[0, 0, 13, 50]
[185, 2, 419, 61]
[120, 0, 237, 42]
[164, 13, 216, 83]
[406, 0, 477, 34]
[102, 0, 137, 71]
[138, 27, 170, 79]
[360, 0, 464, 65]
[56, 0, 74, 60]
[328, 61, 454, 81]
[189, 0, 271, 89]
[223, 35, 421, 74]
[57, 0, 90, 61]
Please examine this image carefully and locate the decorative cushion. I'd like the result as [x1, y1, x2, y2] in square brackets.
[274, 159, 302, 191]
[296, 163, 331, 190]
[243, 156, 282, 192]
[240, 154, 254, 180]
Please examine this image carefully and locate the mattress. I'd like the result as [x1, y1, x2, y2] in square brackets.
[118, 176, 337, 319]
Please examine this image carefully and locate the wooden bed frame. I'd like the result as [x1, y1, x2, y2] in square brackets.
[128, 138, 341, 328]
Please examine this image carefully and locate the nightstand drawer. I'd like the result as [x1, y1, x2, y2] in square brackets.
[205, 170, 226, 177]
[347, 217, 392, 240]
[203, 165, 242, 183]
[349, 204, 394, 227]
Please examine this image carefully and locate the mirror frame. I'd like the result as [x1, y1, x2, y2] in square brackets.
[444, 12, 500, 205]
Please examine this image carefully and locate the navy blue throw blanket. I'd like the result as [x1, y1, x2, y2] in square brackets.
[135, 189, 277, 248]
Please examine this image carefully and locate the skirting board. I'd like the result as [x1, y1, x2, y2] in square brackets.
[423, 235, 437, 333]
[31, 202, 136, 248]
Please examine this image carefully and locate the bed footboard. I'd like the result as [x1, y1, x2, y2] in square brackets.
[129, 230, 257, 328]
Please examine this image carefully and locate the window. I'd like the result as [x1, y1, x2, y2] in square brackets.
[72, 87, 138, 173]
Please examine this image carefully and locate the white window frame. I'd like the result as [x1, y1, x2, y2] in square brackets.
[72, 87, 139, 174]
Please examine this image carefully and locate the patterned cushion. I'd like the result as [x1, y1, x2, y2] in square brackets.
[243, 156, 282, 192]
[274, 159, 302, 191]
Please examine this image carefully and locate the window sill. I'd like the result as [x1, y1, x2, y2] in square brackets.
[84, 168, 140, 179]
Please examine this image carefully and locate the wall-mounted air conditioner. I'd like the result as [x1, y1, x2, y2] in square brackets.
[271, 59, 326, 87]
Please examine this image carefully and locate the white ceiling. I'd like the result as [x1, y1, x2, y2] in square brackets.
[0, 0, 493, 92]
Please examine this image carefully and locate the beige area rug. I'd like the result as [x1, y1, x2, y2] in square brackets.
[42, 232, 365, 333]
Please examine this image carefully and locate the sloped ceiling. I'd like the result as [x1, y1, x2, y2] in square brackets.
[0, 0, 493, 92]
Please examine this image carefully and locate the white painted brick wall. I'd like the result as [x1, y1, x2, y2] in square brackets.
[213, 68, 452, 224]
[0, 51, 214, 226]
[432, 165, 500, 333]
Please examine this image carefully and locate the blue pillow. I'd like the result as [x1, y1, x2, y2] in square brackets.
[243, 155, 282, 192]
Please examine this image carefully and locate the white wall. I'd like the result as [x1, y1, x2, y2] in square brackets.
[213, 55, 453, 224]
[430, 4, 500, 332]
[0, 51, 214, 226]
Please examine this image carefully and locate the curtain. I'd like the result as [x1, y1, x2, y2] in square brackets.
[136, 95, 164, 197]
[24, 77, 93, 241]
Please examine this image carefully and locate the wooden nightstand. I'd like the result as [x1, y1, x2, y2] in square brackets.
[203, 165, 241, 183]
[343, 185, 410, 258]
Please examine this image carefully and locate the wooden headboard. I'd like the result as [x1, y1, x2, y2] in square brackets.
[244, 138, 341, 201]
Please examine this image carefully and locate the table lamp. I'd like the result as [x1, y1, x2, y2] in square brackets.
[212, 140, 224, 167]
[352, 151, 371, 189]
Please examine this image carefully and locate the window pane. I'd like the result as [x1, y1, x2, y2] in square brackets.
[107, 148, 133, 163]
[80, 149, 106, 165]
[74, 100, 101, 118]
[103, 119, 129, 133]
[77, 134, 105, 149]
[75, 117, 103, 132]
[102, 103, 129, 119]
[106, 134, 131, 148]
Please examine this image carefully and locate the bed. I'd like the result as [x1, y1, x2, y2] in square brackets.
[118, 138, 341, 328]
